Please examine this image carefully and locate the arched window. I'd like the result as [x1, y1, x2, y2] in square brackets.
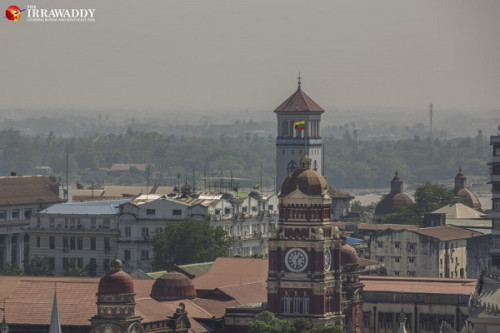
[313, 160, 317, 171]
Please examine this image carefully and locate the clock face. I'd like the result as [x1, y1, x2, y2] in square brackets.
[324, 248, 332, 271]
[285, 248, 308, 272]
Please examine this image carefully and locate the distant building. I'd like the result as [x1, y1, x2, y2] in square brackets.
[0, 175, 63, 270]
[373, 172, 414, 223]
[30, 199, 128, 276]
[369, 224, 486, 278]
[490, 134, 500, 269]
[453, 167, 482, 210]
[109, 163, 152, 173]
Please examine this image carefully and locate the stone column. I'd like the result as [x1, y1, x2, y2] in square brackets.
[16, 233, 24, 270]
[4, 235, 11, 268]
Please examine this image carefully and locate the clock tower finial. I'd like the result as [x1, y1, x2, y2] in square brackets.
[297, 72, 302, 90]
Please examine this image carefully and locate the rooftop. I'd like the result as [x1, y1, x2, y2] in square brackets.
[39, 199, 130, 215]
[274, 87, 324, 113]
[0, 175, 63, 206]
[412, 224, 484, 241]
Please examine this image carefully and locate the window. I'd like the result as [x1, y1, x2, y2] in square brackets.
[11, 209, 19, 220]
[408, 243, 416, 250]
[24, 208, 32, 219]
[125, 227, 131, 237]
[63, 237, 69, 250]
[124, 250, 131, 261]
[70, 237, 76, 250]
[409, 257, 415, 263]
[62, 258, 69, 271]
[440, 258, 443, 266]
[172, 209, 182, 216]
[252, 206, 257, 212]
[77, 237, 83, 250]
[48, 257, 55, 270]
[36, 236, 40, 248]
[268, 205, 274, 211]
[146, 209, 156, 215]
[49, 236, 55, 249]
[377, 256, 384, 262]
[242, 207, 248, 213]
[394, 257, 400, 263]
[394, 242, 400, 249]
[494, 200, 500, 211]
[142, 228, 150, 239]
[0, 210, 6, 220]
[224, 208, 231, 215]
[460, 268, 465, 278]
[141, 250, 149, 260]
[90, 237, 96, 250]
[104, 238, 110, 252]
[103, 218, 110, 229]
[91, 218, 96, 229]
[377, 242, 383, 248]
[303, 294, 310, 314]
[49, 217, 55, 229]
[70, 217, 76, 229]
[64, 217, 69, 229]
[88, 258, 97, 276]
[103, 259, 110, 272]
[407, 271, 416, 277]
[77, 258, 83, 268]
[451, 257, 454, 263]
[394, 271, 400, 276]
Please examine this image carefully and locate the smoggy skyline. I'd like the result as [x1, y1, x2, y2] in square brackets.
[1, 0, 500, 112]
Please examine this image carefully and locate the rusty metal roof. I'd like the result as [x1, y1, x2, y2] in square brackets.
[0, 176, 63, 206]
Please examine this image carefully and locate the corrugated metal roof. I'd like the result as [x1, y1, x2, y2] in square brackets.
[39, 199, 130, 215]
[412, 224, 484, 241]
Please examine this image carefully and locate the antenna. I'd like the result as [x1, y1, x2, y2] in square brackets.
[429, 103, 433, 138]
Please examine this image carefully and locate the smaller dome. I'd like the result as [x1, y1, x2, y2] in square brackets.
[455, 188, 482, 210]
[98, 258, 134, 295]
[341, 244, 359, 266]
[151, 272, 196, 301]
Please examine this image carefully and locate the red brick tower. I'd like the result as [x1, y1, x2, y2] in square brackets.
[267, 155, 345, 328]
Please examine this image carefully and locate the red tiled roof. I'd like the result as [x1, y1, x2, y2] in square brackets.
[360, 275, 477, 295]
[411, 224, 484, 241]
[193, 258, 268, 291]
[274, 88, 324, 113]
[0, 176, 63, 206]
[217, 281, 267, 305]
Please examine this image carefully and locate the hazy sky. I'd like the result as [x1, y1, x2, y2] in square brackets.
[2, 0, 500, 112]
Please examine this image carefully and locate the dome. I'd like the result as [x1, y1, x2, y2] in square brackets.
[455, 188, 482, 210]
[374, 173, 414, 217]
[374, 192, 414, 216]
[150, 271, 196, 300]
[340, 244, 359, 266]
[280, 168, 329, 197]
[98, 258, 134, 295]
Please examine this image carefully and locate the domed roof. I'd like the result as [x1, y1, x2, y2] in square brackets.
[98, 258, 134, 295]
[150, 271, 196, 300]
[280, 168, 329, 197]
[340, 244, 359, 266]
[374, 192, 414, 216]
[374, 173, 414, 216]
[455, 188, 482, 210]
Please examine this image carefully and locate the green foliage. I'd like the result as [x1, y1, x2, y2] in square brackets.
[414, 182, 455, 215]
[350, 200, 376, 222]
[85, 260, 97, 277]
[0, 262, 22, 276]
[63, 259, 88, 277]
[248, 311, 292, 333]
[152, 220, 233, 269]
[382, 205, 420, 225]
[24, 256, 53, 276]
[248, 311, 342, 333]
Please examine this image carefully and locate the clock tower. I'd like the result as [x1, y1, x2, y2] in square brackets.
[274, 76, 325, 194]
[267, 155, 345, 328]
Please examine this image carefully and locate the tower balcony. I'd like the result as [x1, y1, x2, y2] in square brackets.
[276, 138, 323, 146]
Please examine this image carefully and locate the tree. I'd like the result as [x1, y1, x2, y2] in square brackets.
[350, 200, 376, 222]
[248, 311, 292, 333]
[152, 220, 233, 269]
[24, 256, 53, 276]
[0, 262, 22, 276]
[63, 259, 88, 277]
[307, 326, 343, 333]
[414, 182, 455, 215]
[291, 317, 312, 333]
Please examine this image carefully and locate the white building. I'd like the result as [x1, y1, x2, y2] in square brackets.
[29, 199, 128, 276]
[0, 175, 63, 271]
[369, 225, 485, 278]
